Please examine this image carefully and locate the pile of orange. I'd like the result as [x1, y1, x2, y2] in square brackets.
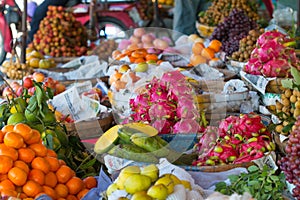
[189, 39, 222, 67]
[0, 123, 97, 200]
[112, 48, 163, 64]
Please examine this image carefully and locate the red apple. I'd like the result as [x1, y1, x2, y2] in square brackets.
[54, 83, 66, 95]
[16, 87, 23, 97]
[2, 86, 15, 99]
[23, 77, 34, 89]
[32, 72, 45, 83]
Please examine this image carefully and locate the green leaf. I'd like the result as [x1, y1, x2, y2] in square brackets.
[264, 185, 273, 192]
[79, 158, 97, 170]
[281, 78, 294, 89]
[291, 66, 300, 85]
[282, 122, 295, 133]
[248, 165, 259, 172]
[270, 175, 279, 181]
[228, 174, 239, 182]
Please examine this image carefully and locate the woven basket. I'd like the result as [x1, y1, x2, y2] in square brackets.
[64, 114, 114, 140]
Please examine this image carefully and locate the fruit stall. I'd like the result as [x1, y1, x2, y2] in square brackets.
[0, 0, 299, 199]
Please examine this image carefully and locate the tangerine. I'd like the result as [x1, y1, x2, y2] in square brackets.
[0, 155, 13, 174]
[77, 188, 89, 199]
[14, 160, 30, 174]
[45, 156, 60, 172]
[13, 123, 33, 142]
[22, 180, 43, 197]
[0, 130, 4, 143]
[0, 179, 15, 191]
[56, 165, 74, 184]
[0, 174, 7, 181]
[4, 131, 24, 149]
[83, 176, 97, 189]
[66, 194, 78, 200]
[43, 185, 57, 200]
[28, 169, 45, 185]
[29, 143, 48, 157]
[31, 157, 50, 174]
[26, 129, 41, 145]
[66, 177, 84, 195]
[1, 189, 17, 198]
[0, 144, 18, 161]
[208, 39, 222, 53]
[201, 47, 215, 59]
[8, 166, 28, 186]
[1, 124, 14, 133]
[55, 183, 69, 198]
[18, 148, 36, 163]
[44, 172, 57, 188]
[46, 149, 57, 158]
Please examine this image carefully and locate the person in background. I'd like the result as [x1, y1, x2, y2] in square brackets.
[28, 0, 80, 43]
[173, 0, 210, 35]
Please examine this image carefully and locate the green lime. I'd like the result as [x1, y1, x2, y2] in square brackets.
[7, 112, 26, 125]
[10, 97, 27, 114]
[25, 109, 39, 122]
[43, 111, 56, 124]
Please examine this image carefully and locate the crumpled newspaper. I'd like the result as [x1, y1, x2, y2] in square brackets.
[189, 64, 224, 80]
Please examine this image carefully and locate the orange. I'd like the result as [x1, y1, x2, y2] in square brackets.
[3, 132, 24, 149]
[77, 188, 89, 199]
[13, 123, 33, 142]
[46, 149, 57, 158]
[58, 159, 66, 166]
[0, 155, 13, 174]
[145, 54, 158, 61]
[44, 172, 57, 188]
[0, 143, 18, 161]
[66, 177, 84, 195]
[1, 189, 17, 198]
[18, 193, 28, 199]
[1, 124, 14, 133]
[0, 130, 4, 143]
[83, 176, 97, 189]
[56, 165, 74, 184]
[55, 183, 69, 198]
[14, 160, 30, 174]
[45, 156, 60, 172]
[134, 57, 145, 64]
[8, 167, 28, 186]
[26, 129, 41, 145]
[22, 180, 43, 197]
[111, 50, 121, 59]
[0, 174, 7, 181]
[66, 194, 78, 200]
[43, 185, 57, 200]
[29, 143, 48, 157]
[190, 54, 207, 66]
[28, 169, 45, 186]
[18, 148, 36, 163]
[201, 47, 215, 59]
[208, 39, 222, 53]
[192, 42, 205, 55]
[31, 157, 50, 174]
[0, 179, 15, 191]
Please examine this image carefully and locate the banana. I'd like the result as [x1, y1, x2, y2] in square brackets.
[130, 133, 170, 158]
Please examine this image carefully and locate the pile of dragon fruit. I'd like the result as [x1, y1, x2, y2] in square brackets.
[129, 70, 202, 134]
[193, 114, 275, 166]
[244, 30, 300, 77]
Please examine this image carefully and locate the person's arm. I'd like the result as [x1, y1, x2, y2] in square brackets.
[262, 0, 274, 18]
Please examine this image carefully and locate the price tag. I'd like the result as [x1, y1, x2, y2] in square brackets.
[254, 152, 278, 170]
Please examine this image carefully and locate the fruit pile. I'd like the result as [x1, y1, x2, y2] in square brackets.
[136, 0, 153, 20]
[0, 123, 97, 199]
[198, 0, 259, 27]
[189, 39, 222, 67]
[108, 67, 140, 91]
[26, 48, 56, 69]
[104, 165, 204, 199]
[88, 39, 118, 62]
[230, 28, 265, 62]
[278, 117, 300, 199]
[95, 123, 181, 163]
[128, 71, 204, 134]
[193, 114, 275, 166]
[272, 67, 300, 136]
[244, 30, 299, 77]
[210, 9, 257, 57]
[0, 57, 33, 80]
[113, 48, 160, 65]
[2, 72, 66, 99]
[1, 80, 101, 178]
[30, 5, 88, 57]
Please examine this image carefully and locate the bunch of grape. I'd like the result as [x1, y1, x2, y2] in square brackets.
[210, 9, 257, 57]
[199, 0, 259, 27]
[278, 118, 300, 199]
[231, 28, 264, 62]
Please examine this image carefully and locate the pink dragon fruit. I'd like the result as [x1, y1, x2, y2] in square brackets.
[176, 106, 200, 119]
[261, 59, 291, 77]
[256, 30, 286, 47]
[173, 119, 201, 134]
[258, 40, 284, 63]
[148, 101, 176, 120]
[244, 57, 263, 75]
[152, 119, 173, 134]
